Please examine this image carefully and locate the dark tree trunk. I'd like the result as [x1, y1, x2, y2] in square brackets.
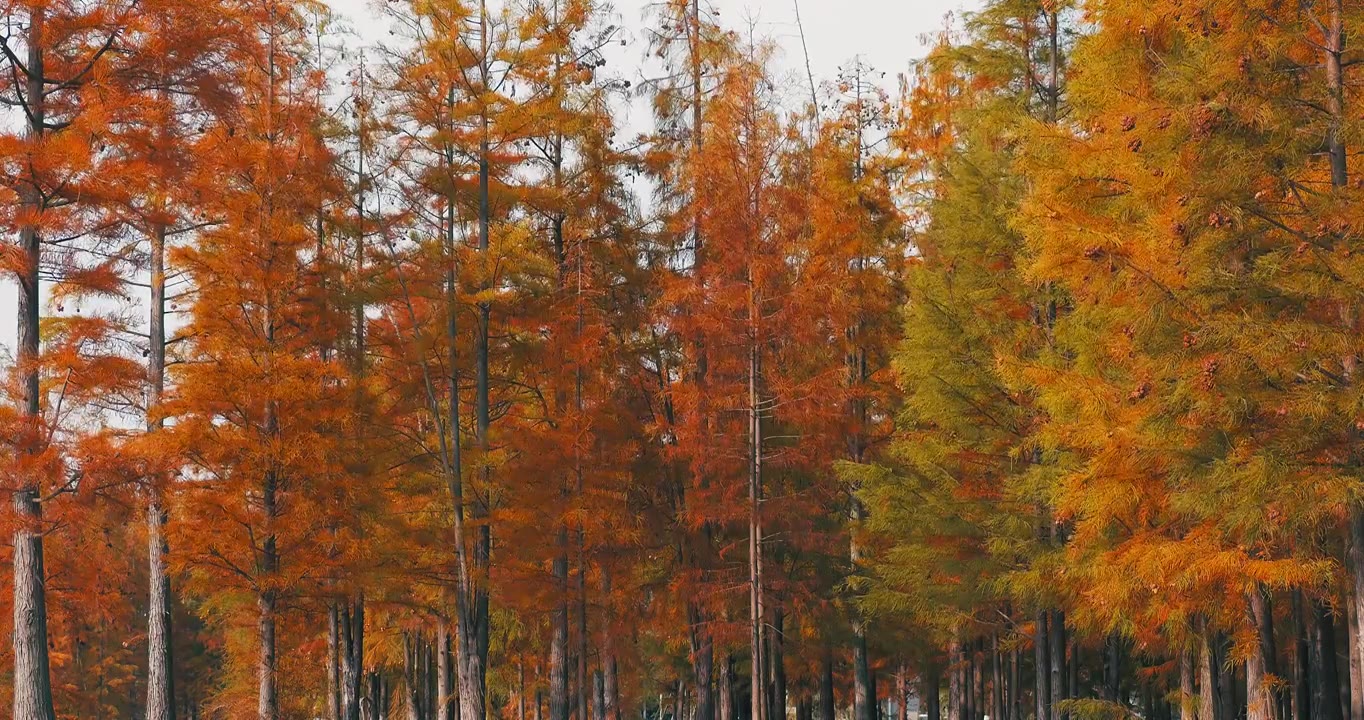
[1049, 612, 1066, 720]
[772, 610, 787, 720]
[552, 548, 570, 720]
[1036, 613, 1051, 720]
[856, 632, 875, 720]
[1309, 602, 1345, 720]
[343, 599, 367, 720]
[1296, 592, 1311, 720]
[820, 646, 836, 720]
[330, 606, 343, 720]
[721, 655, 735, 720]
[925, 665, 941, 720]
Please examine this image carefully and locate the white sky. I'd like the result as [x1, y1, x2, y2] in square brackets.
[328, 0, 971, 92]
[0, 0, 974, 354]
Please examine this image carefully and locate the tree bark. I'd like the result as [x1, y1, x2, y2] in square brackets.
[1295, 591, 1311, 720]
[438, 625, 455, 720]
[1249, 590, 1281, 720]
[12, 8, 56, 720]
[1182, 649, 1196, 720]
[820, 646, 836, 720]
[1037, 613, 1051, 720]
[343, 599, 367, 720]
[1200, 633, 1218, 720]
[552, 548, 570, 720]
[1309, 601, 1345, 720]
[146, 218, 177, 720]
[721, 654, 734, 720]
[772, 610, 787, 720]
[331, 606, 343, 720]
[949, 639, 964, 720]
[1049, 612, 1066, 720]
[1351, 594, 1363, 720]
[147, 498, 177, 720]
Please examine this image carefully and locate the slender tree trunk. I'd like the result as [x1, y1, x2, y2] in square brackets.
[992, 635, 1004, 720]
[1249, 591, 1279, 720]
[926, 665, 941, 720]
[1351, 597, 1363, 720]
[146, 219, 177, 720]
[772, 610, 787, 720]
[406, 634, 425, 720]
[12, 8, 55, 720]
[820, 646, 836, 720]
[1249, 589, 1282, 720]
[1295, 592, 1311, 720]
[1049, 612, 1066, 720]
[898, 664, 909, 720]
[606, 653, 620, 720]
[721, 655, 734, 720]
[948, 640, 965, 720]
[1037, 612, 1051, 720]
[438, 625, 454, 720]
[594, 670, 606, 720]
[1009, 645, 1020, 720]
[1353, 515, 1364, 720]
[1310, 602, 1345, 720]
[1182, 649, 1196, 720]
[551, 545, 570, 720]
[331, 606, 343, 720]
[1201, 633, 1218, 720]
[964, 645, 975, 720]
[258, 586, 278, 720]
[1216, 635, 1235, 720]
[342, 600, 367, 720]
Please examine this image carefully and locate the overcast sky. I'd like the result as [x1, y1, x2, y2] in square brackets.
[327, 0, 971, 92]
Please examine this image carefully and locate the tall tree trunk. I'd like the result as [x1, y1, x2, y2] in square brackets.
[606, 654, 620, 720]
[1310, 602, 1345, 720]
[949, 640, 965, 720]
[405, 634, 425, 720]
[1182, 649, 1196, 720]
[12, 8, 55, 720]
[342, 600, 367, 720]
[1352, 515, 1364, 720]
[1201, 633, 1219, 720]
[1295, 592, 1311, 720]
[820, 646, 835, 720]
[1216, 635, 1235, 720]
[963, 644, 975, 720]
[721, 655, 734, 720]
[992, 635, 1004, 720]
[1049, 612, 1066, 720]
[1249, 590, 1280, 720]
[898, 664, 909, 720]
[1103, 634, 1121, 703]
[147, 219, 177, 720]
[258, 586, 278, 720]
[772, 610, 787, 720]
[925, 665, 941, 720]
[331, 606, 343, 720]
[1009, 644, 1020, 720]
[1249, 589, 1282, 720]
[551, 546, 570, 720]
[1350, 599, 1362, 720]
[1037, 613, 1051, 720]
[438, 625, 454, 720]
[594, 670, 606, 720]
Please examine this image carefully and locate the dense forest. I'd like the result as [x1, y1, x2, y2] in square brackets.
[0, 0, 1361, 719]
